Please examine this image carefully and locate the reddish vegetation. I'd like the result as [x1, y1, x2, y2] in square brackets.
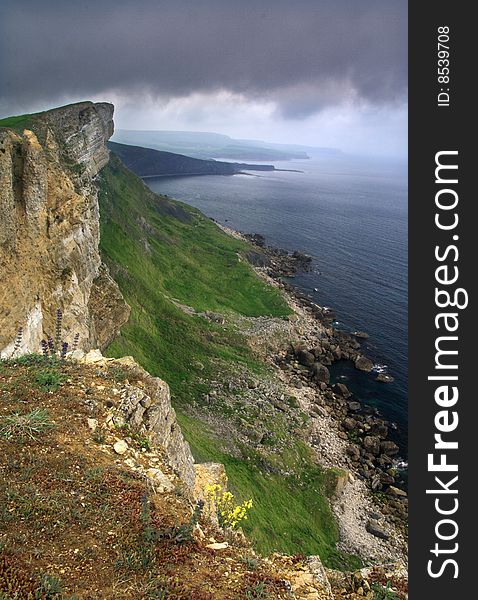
[0, 359, 407, 599]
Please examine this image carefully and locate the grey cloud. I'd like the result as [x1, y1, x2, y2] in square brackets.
[0, 0, 407, 118]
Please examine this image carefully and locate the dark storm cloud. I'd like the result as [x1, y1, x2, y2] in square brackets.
[0, 0, 407, 117]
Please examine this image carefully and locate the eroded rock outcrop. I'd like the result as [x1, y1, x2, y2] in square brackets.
[0, 102, 129, 356]
[78, 349, 196, 489]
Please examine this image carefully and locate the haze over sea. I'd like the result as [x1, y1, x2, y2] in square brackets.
[145, 154, 408, 455]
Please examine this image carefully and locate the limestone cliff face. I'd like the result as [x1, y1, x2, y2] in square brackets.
[0, 102, 130, 356]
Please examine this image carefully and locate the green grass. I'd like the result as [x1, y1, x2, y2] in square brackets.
[98, 153, 358, 568]
[0, 113, 34, 131]
[177, 413, 360, 570]
[371, 582, 401, 600]
[100, 154, 289, 317]
[0, 408, 54, 441]
[99, 154, 289, 397]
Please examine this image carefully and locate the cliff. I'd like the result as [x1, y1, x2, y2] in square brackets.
[0, 102, 408, 598]
[0, 102, 130, 356]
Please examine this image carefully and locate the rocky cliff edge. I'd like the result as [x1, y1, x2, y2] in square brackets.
[0, 102, 130, 357]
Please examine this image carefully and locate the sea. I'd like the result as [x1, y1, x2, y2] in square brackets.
[144, 154, 408, 457]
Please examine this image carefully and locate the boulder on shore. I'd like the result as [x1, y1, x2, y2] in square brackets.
[347, 444, 361, 461]
[310, 362, 330, 384]
[376, 373, 395, 383]
[353, 331, 369, 339]
[332, 383, 352, 398]
[297, 348, 316, 368]
[354, 356, 374, 372]
[363, 435, 381, 456]
[380, 440, 400, 456]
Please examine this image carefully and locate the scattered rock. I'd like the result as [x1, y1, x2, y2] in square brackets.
[363, 436, 381, 456]
[310, 434, 321, 447]
[347, 444, 361, 461]
[353, 331, 369, 339]
[366, 519, 389, 540]
[206, 542, 229, 550]
[376, 373, 395, 383]
[87, 418, 98, 431]
[306, 556, 333, 598]
[354, 356, 374, 372]
[380, 440, 400, 456]
[82, 349, 106, 364]
[203, 311, 226, 325]
[330, 470, 349, 497]
[297, 349, 316, 368]
[310, 363, 330, 384]
[388, 486, 407, 498]
[146, 468, 175, 493]
[332, 383, 352, 398]
[244, 249, 270, 267]
[310, 405, 327, 418]
[113, 440, 128, 455]
[343, 417, 357, 431]
[370, 423, 389, 439]
[272, 398, 288, 412]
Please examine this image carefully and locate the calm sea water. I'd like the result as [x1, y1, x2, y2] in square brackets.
[145, 155, 408, 455]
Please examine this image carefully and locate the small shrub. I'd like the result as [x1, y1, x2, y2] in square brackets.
[371, 581, 401, 600]
[244, 582, 270, 599]
[0, 408, 54, 441]
[144, 578, 186, 599]
[286, 395, 299, 409]
[0, 353, 46, 368]
[131, 431, 152, 451]
[113, 422, 152, 451]
[115, 546, 153, 573]
[0, 552, 38, 598]
[240, 554, 260, 570]
[34, 369, 65, 392]
[115, 495, 158, 573]
[85, 467, 105, 482]
[108, 365, 130, 383]
[205, 483, 253, 529]
[39, 573, 63, 598]
[144, 580, 172, 599]
[92, 429, 106, 445]
[156, 500, 204, 545]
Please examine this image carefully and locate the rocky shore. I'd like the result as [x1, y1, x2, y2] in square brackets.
[242, 233, 315, 278]
[220, 224, 408, 565]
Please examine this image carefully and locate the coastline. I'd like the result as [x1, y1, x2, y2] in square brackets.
[219, 222, 408, 566]
[139, 167, 304, 179]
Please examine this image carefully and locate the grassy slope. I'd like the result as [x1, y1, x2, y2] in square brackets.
[99, 154, 289, 396]
[0, 113, 34, 131]
[178, 413, 349, 564]
[98, 155, 359, 569]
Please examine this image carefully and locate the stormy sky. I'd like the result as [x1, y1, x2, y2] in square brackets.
[0, 0, 407, 158]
